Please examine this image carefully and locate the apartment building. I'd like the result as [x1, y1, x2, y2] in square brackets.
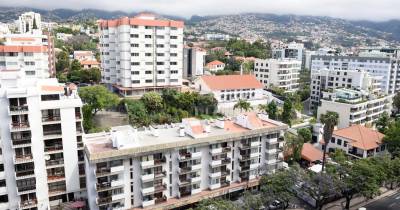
[254, 59, 301, 93]
[317, 88, 393, 129]
[183, 47, 206, 79]
[84, 112, 287, 210]
[0, 71, 86, 209]
[98, 13, 184, 97]
[0, 33, 55, 78]
[18, 12, 42, 35]
[310, 55, 400, 95]
[310, 69, 382, 110]
[324, 125, 386, 159]
[272, 42, 304, 61]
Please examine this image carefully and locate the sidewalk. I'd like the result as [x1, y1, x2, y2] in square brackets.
[322, 187, 398, 210]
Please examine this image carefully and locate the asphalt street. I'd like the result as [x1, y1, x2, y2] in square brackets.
[362, 191, 400, 210]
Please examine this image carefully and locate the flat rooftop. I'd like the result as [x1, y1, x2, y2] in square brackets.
[85, 112, 287, 162]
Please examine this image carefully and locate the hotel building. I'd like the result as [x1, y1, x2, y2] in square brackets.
[84, 113, 287, 209]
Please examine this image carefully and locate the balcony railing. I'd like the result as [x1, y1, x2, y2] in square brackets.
[43, 130, 62, 137]
[11, 122, 30, 131]
[9, 105, 29, 114]
[44, 145, 63, 153]
[17, 185, 36, 193]
[42, 115, 61, 122]
[12, 138, 31, 147]
[48, 186, 67, 196]
[97, 196, 112, 205]
[48, 174, 65, 182]
[96, 167, 111, 176]
[15, 169, 35, 178]
[14, 154, 33, 163]
[46, 159, 64, 167]
[19, 199, 37, 209]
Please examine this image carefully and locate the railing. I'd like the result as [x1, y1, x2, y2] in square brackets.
[15, 169, 35, 177]
[97, 196, 112, 205]
[46, 159, 64, 166]
[44, 145, 63, 152]
[155, 196, 166, 204]
[75, 113, 82, 119]
[97, 182, 112, 190]
[17, 185, 36, 193]
[48, 186, 67, 195]
[43, 130, 62, 136]
[9, 105, 29, 113]
[154, 157, 166, 165]
[15, 154, 33, 163]
[19, 199, 37, 208]
[96, 167, 111, 176]
[48, 174, 65, 181]
[11, 122, 30, 130]
[42, 116, 61, 122]
[12, 138, 31, 146]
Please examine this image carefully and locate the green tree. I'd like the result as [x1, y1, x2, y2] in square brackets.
[297, 128, 312, 143]
[242, 191, 263, 210]
[284, 133, 304, 162]
[329, 149, 348, 165]
[80, 68, 101, 83]
[32, 17, 38, 29]
[125, 99, 150, 127]
[195, 198, 239, 210]
[55, 51, 70, 72]
[375, 112, 391, 133]
[302, 173, 339, 210]
[70, 59, 82, 71]
[320, 111, 339, 172]
[195, 94, 217, 115]
[233, 99, 252, 112]
[267, 101, 278, 120]
[79, 85, 119, 115]
[260, 169, 295, 209]
[281, 99, 294, 125]
[141, 92, 163, 113]
[383, 121, 400, 157]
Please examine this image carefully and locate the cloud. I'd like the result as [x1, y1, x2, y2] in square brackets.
[1, 0, 399, 21]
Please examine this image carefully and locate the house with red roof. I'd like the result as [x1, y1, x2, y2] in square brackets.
[205, 60, 225, 72]
[325, 125, 386, 158]
[194, 75, 265, 107]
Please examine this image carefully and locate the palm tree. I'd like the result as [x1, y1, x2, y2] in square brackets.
[258, 104, 268, 112]
[320, 111, 339, 173]
[234, 99, 252, 112]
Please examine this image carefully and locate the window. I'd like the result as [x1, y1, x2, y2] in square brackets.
[337, 139, 342, 146]
[131, 71, 139, 75]
[170, 79, 178, 82]
[331, 137, 335, 143]
[145, 62, 153, 65]
[130, 34, 139, 38]
[132, 80, 140, 84]
[145, 35, 152, 39]
[157, 71, 164, 74]
[145, 53, 152, 57]
[171, 70, 178, 74]
[156, 35, 164, 39]
[343, 141, 347, 147]
[145, 79, 153, 83]
[145, 71, 152, 74]
[156, 26, 165, 30]
[157, 62, 164, 65]
[131, 62, 140, 66]
[170, 44, 177, 48]
[145, 26, 152, 29]
[157, 79, 165, 83]
[145, 44, 152, 48]
[170, 53, 177, 57]
[171, 27, 177, 30]
[156, 44, 164, 48]
[131, 25, 138, 28]
[170, 36, 177, 39]
[170, 62, 177, 65]
[131, 44, 139, 47]
[131, 53, 139, 56]
[157, 53, 164, 56]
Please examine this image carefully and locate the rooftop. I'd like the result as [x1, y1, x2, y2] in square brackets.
[206, 60, 225, 67]
[301, 143, 323, 162]
[84, 112, 287, 162]
[333, 125, 384, 150]
[199, 75, 264, 91]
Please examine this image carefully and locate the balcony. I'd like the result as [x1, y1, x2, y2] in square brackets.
[43, 130, 62, 139]
[154, 183, 167, 193]
[9, 105, 29, 115]
[142, 199, 155, 207]
[141, 160, 154, 168]
[42, 115, 61, 124]
[210, 159, 222, 167]
[10, 122, 30, 132]
[178, 166, 191, 174]
[48, 186, 66, 196]
[48, 174, 66, 183]
[46, 159, 64, 168]
[12, 137, 31, 148]
[209, 171, 221, 178]
[250, 141, 260, 147]
[141, 173, 155, 182]
[17, 185, 36, 195]
[209, 182, 221, 190]
[239, 154, 251, 162]
[112, 192, 125, 201]
[154, 171, 166, 179]
[97, 196, 112, 205]
[155, 196, 167, 204]
[191, 187, 201, 195]
[14, 154, 33, 164]
[210, 147, 223, 155]
[75, 112, 82, 121]
[44, 145, 63, 154]
[19, 199, 37, 209]
[178, 189, 191, 198]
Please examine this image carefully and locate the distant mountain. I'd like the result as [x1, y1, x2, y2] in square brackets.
[351, 19, 400, 41]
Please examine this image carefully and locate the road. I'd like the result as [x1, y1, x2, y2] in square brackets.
[362, 191, 400, 210]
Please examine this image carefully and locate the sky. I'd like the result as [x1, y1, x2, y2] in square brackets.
[1, 0, 400, 21]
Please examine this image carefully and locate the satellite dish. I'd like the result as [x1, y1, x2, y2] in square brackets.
[45, 155, 50, 161]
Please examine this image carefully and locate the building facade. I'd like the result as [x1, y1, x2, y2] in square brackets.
[84, 113, 287, 210]
[0, 33, 55, 78]
[0, 71, 86, 209]
[254, 59, 301, 93]
[98, 13, 184, 97]
[18, 12, 42, 35]
[310, 55, 400, 95]
[310, 69, 382, 110]
[317, 88, 393, 129]
[183, 47, 206, 79]
[272, 42, 304, 61]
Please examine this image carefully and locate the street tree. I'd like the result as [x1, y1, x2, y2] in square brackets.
[383, 121, 400, 157]
[260, 169, 295, 209]
[79, 85, 119, 115]
[141, 92, 163, 114]
[297, 128, 312, 143]
[302, 173, 339, 210]
[320, 111, 339, 172]
[393, 92, 400, 113]
[195, 198, 239, 210]
[375, 112, 391, 133]
[281, 99, 294, 125]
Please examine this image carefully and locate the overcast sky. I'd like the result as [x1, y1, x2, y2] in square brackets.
[1, 0, 400, 21]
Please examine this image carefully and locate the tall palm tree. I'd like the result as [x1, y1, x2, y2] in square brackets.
[234, 99, 252, 112]
[320, 111, 339, 173]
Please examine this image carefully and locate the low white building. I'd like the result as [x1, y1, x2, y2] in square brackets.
[205, 60, 225, 72]
[317, 88, 393, 129]
[324, 125, 386, 159]
[0, 71, 86, 209]
[56, 33, 73, 41]
[254, 59, 301, 93]
[84, 112, 287, 209]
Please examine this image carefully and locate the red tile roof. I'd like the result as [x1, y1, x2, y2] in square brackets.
[301, 143, 323, 162]
[333, 125, 384, 150]
[206, 60, 225, 67]
[80, 60, 100, 65]
[200, 75, 264, 91]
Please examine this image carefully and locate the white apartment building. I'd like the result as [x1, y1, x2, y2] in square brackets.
[84, 112, 287, 210]
[310, 69, 382, 110]
[0, 33, 55, 78]
[18, 12, 42, 35]
[183, 47, 206, 79]
[98, 13, 184, 97]
[317, 88, 393, 129]
[254, 59, 301, 93]
[310, 55, 400, 95]
[0, 71, 86, 209]
[272, 42, 304, 61]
